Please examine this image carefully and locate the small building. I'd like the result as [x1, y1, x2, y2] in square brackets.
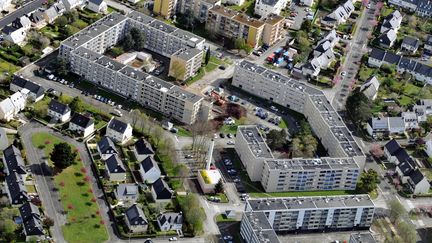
[2, 145, 27, 177]
[2, 26, 26, 45]
[43, 6, 60, 23]
[360, 76, 380, 100]
[378, 29, 397, 49]
[139, 156, 161, 184]
[69, 113, 95, 137]
[115, 184, 139, 205]
[19, 202, 44, 240]
[157, 212, 183, 231]
[401, 36, 420, 53]
[105, 155, 126, 181]
[133, 138, 154, 162]
[5, 172, 29, 205]
[384, 139, 409, 164]
[366, 117, 405, 137]
[151, 178, 173, 202]
[106, 118, 133, 144]
[197, 169, 222, 194]
[9, 75, 45, 102]
[29, 10, 47, 29]
[86, 0, 108, 13]
[97, 136, 118, 160]
[125, 204, 148, 233]
[380, 10, 402, 34]
[48, 99, 71, 122]
[11, 16, 32, 30]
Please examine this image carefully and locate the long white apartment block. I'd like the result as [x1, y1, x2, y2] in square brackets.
[59, 11, 208, 124]
[240, 195, 375, 243]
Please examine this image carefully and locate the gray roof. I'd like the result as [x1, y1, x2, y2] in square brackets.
[152, 178, 172, 200]
[379, 29, 397, 46]
[134, 138, 154, 156]
[369, 48, 386, 61]
[242, 212, 281, 243]
[44, 6, 59, 20]
[3, 145, 26, 175]
[157, 212, 183, 226]
[12, 16, 31, 29]
[19, 202, 40, 222]
[140, 156, 158, 173]
[49, 99, 70, 115]
[107, 118, 129, 133]
[381, 10, 402, 29]
[30, 10, 45, 24]
[89, 0, 104, 5]
[70, 113, 94, 128]
[383, 51, 401, 65]
[97, 136, 118, 155]
[172, 48, 202, 61]
[116, 183, 138, 197]
[5, 172, 28, 205]
[402, 36, 420, 48]
[125, 204, 148, 226]
[11, 76, 45, 97]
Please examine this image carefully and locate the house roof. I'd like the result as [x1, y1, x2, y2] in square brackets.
[402, 36, 420, 48]
[398, 157, 416, 176]
[134, 138, 154, 156]
[426, 35, 432, 46]
[97, 136, 118, 155]
[384, 139, 402, 155]
[140, 156, 159, 173]
[409, 169, 426, 185]
[12, 16, 31, 29]
[125, 204, 148, 226]
[383, 51, 401, 65]
[23, 215, 44, 236]
[381, 10, 402, 30]
[5, 172, 28, 204]
[158, 212, 183, 226]
[107, 118, 129, 134]
[388, 117, 405, 129]
[11, 76, 45, 97]
[414, 63, 432, 77]
[49, 99, 70, 115]
[360, 76, 380, 98]
[2, 25, 19, 35]
[369, 48, 386, 61]
[70, 113, 94, 128]
[44, 7, 59, 19]
[3, 144, 26, 175]
[398, 57, 418, 71]
[379, 29, 397, 46]
[19, 202, 40, 222]
[30, 10, 45, 23]
[89, 0, 104, 5]
[117, 184, 138, 196]
[105, 155, 126, 174]
[152, 178, 172, 200]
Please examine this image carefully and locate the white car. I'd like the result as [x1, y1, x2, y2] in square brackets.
[227, 140, 235, 145]
[341, 71, 347, 76]
[169, 237, 177, 241]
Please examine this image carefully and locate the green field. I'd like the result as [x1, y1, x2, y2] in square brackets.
[31, 132, 108, 243]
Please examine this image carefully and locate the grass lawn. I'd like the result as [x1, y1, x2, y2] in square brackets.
[185, 68, 205, 85]
[205, 62, 218, 73]
[94, 120, 107, 130]
[215, 214, 237, 223]
[399, 95, 413, 106]
[403, 83, 421, 96]
[209, 56, 225, 65]
[31, 132, 108, 243]
[278, 118, 288, 129]
[26, 185, 36, 193]
[420, 169, 432, 180]
[205, 193, 228, 203]
[176, 127, 192, 137]
[220, 124, 238, 134]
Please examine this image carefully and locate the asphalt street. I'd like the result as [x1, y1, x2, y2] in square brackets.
[0, 0, 46, 29]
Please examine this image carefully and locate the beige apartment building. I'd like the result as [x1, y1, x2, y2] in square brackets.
[60, 12, 209, 125]
[169, 48, 203, 81]
[206, 5, 283, 48]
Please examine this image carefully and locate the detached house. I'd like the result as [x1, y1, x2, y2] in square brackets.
[11, 16, 32, 30]
[401, 36, 420, 53]
[396, 157, 430, 194]
[380, 10, 402, 34]
[360, 76, 380, 100]
[29, 10, 47, 29]
[106, 118, 133, 144]
[133, 138, 154, 162]
[321, 0, 354, 27]
[115, 183, 138, 205]
[384, 139, 410, 164]
[5, 172, 29, 205]
[125, 204, 148, 233]
[139, 156, 161, 184]
[105, 155, 126, 181]
[0, 91, 27, 121]
[2, 145, 27, 178]
[69, 113, 95, 137]
[2, 26, 26, 45]
[86, 0, 107, 13]
[48, 99, 71, 122]
[10, 76, 45, 102]
[157, 212, 183, 231]
[97, 136, 118, 160]
[151, 178, 173, 202]
[378, 29, 397, 49]
[19, 202, 44, 240]
[62, 0, 84, 10]
[43, 6, 60, 24]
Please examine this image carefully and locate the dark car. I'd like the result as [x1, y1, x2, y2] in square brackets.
[219, 133, 225, 138]
[219, 65, 226, 70]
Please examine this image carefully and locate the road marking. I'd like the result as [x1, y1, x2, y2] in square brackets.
[174, 135, 179, 143]
[406, 200, 414, 209]
[204, 199, 210, 208]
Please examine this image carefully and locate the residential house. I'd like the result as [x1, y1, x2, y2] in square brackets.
[378, 29, 397, 48]
[106, 118, 133, 144]
[360, 76, 380, 100]
[368, 47, 386, 67]
[19, 202, 44, 240]
[151, 178, 173, 201]
[97, 136, 118, 160]
[124, 204, 148, 233]
[115, 184, 138, 205]
[384, 139, 410, 164]
[105, 154, 126, 181]
[87, 0, 107, 13]
[320, 0, 354, 27]
[402, 112, 419, 129]
[0, 91, 27, 121]
[366, 117, 405, 136]
[48, 99, 71, 122]
[395, 157, 430, 194]
[139, 156, 161, 184]
[29, 10, 47, 29]
[54, 1, 66, 14]
[414, 99, 432, 122]
[0, 127, 8, 150]
[388, 0, 432, 17]
[401, 36, 420, 53]
[380, 10, 402, 34]
[133, 138, 154, 162]
[2, 145, 27, 178]
[10, 76, 45, 102]
[69, 113, 95, 137]
[5, 172, 29, 205]
[2, 26, 27, 44]
[0, 97, 15, 121]
[11, 16, 32, 30]
[424, 35, 432, 56]
[43, 6, 60, 23]
[157, 212, 183, 231]
[62, 0, 84, 10]
[0, 0, 12, 11]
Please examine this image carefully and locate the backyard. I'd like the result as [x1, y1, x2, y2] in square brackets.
[31, 132, 109, 243]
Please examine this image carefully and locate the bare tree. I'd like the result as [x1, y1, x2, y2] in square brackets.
[130, 109, 141, 127]
[152, 126, 164, 146]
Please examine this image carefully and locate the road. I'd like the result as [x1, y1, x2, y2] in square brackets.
[331, 3, 377, 111]
[0, 0, 46, 29]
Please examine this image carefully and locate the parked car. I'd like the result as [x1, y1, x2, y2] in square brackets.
[219, 133, 225, 138]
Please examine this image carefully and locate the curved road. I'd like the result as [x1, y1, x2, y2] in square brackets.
[0, 0, 46, 29]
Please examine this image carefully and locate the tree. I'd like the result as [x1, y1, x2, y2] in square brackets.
[50, 142, 77, 169]
[55, 16, 68, 27]
[122, 33, 134, 51]
[291, 121, 318, 157]
[266, 129, 287, 150]
[43, 217, 55, 227]
[178, 193, 206, 235]
[69, 97, 85, 113]
[346, 89, 372, 124]
[170, 59, 186, 81]
[370, 144, 384, 158]
[151, 126, 164, 146]
[52, 57, 69, 77]
[205, 48, 211, 65]
[130, 27, 145, 50]
[64, 10, 78, 23]
[174, 164, 189, 178]
[389, 199, 405, 223]
[356, 169, 379, 193]
[397, 221, 417, 243]
[0, 219, 17, 241]
[234, 38, 246, 50]
[130, 109, 141, 127]
[33, 101, 48, 118]
[214, 179, 224, 193]
[301, 19, 312, 32]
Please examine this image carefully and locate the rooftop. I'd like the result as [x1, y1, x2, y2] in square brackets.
[243, 212, 281, 243]
[238, 126, 273, 159]
[266, 157, 359, 170]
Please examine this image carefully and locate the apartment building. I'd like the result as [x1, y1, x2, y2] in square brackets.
[240, 211, 281, 243]
[153, 0, 177, 18]
[59, 12, 209, 125]
[242, 195, 374, 235]
[254, 0, 289, 17]
[169, 48, 203, 81]
[262, 14, 285, 46]
[178, 0, 221, 22]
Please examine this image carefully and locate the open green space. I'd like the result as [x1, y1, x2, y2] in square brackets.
[215, 214, 237, 223]
[185, 67, 205, 85]
[278, 118, 288, 129]
[205, 62, 218, 73]
[176, 127, 192, 137]
[227, 0, 256, 16]
[205, 193, 228, 203]
[31, 132, 108, 243]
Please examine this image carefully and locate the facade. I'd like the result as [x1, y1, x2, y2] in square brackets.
[105, 154, 127, 181]
[232, 61, 365, 192]
[157, 212, 183, 231]
[240, 195, 374, 243]
[261, 14, 285, 46]
[254, 0, 288, 17]
[0, 91, 27, 121]
[48, 99, 71, 122]
[59, 12, 208, 125]
[169, 48, 203, 81]
[0, 127, 8, 150]
[153, 0, 177, 18]
[69, 113, 95, 137]
[125, 204, 148, 233]
[106, 118, 133, 144]
[139, 156, 161, 183]
[10, 76, 45, 102]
